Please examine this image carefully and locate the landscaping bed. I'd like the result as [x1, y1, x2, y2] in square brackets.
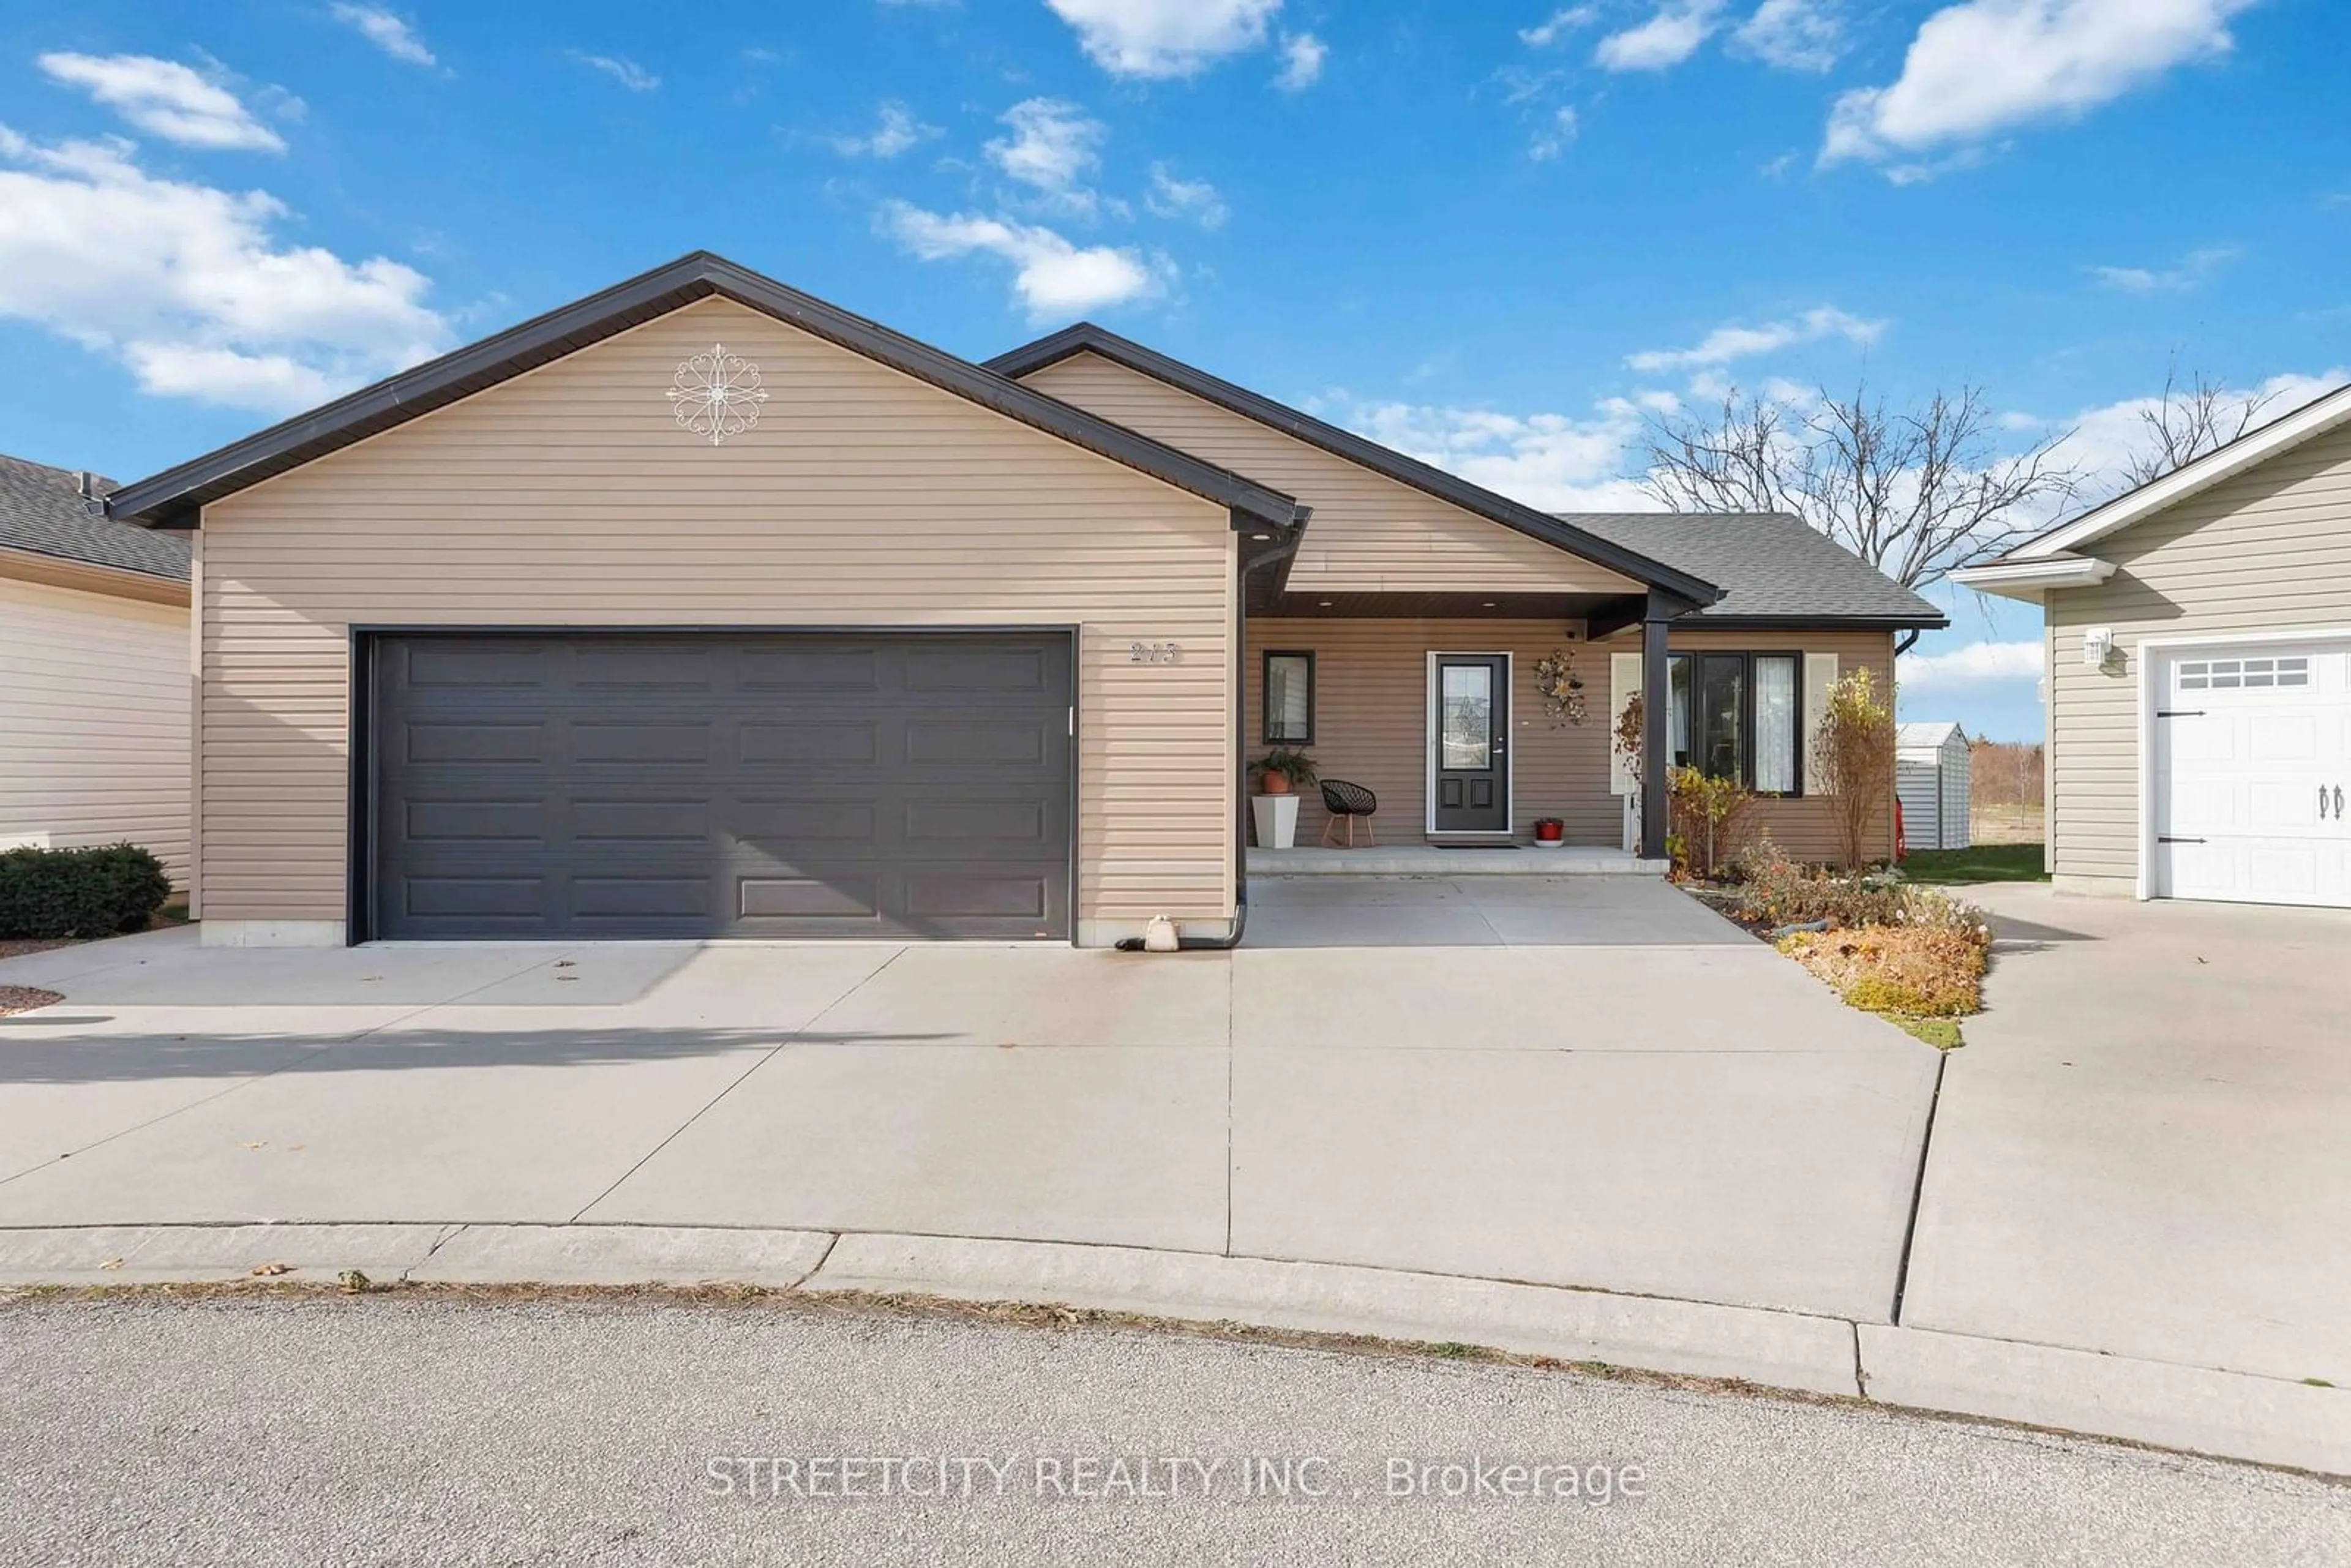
[1682, 842, 1993, 1049]
[0, 985, 65, 1018]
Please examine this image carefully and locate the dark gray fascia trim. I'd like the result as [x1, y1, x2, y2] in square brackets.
[107, 252, 1303, 532]
[1682, 613, 1950, 632]
[986, 323, 1724, 607]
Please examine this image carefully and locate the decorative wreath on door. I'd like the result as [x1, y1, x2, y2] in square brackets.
[1532, 648, 1588, 727]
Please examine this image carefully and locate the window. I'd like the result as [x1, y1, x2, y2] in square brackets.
[1262, 651, 1315, 743]
[1753, 656, 1798, 793]
[1440, 663, 1493, 768]
[2178, 656, 2309, 692]
[1667, 651, 1804, 795]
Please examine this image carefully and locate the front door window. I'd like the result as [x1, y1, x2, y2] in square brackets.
[1441, 664, 1493, 768]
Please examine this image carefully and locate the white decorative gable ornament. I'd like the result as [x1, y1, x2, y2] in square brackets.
[667, 342, 770, 445]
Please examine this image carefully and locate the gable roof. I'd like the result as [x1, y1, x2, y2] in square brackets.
[0, 454, 190, 582]
[105, 252, 1305, 533]
[1998, 379, 2351, 563]
[1898, 721, 1966, 751]
[1564, 512, 1947, 628]
[986, 323, 1723, 608]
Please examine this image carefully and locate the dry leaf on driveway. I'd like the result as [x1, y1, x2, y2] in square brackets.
[249, 1262, 295, 1277]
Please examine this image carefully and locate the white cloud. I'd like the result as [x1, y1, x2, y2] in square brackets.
[2088, 244, 2239, 293]
[1594, 1, 1728, 72]
[568, 52, 660, 91]
[2039, 369, 2349, 497]
[1530, 105, 1580, 161]
[1521, 7, 1599, 47]
[1734, 0, 1843, 72]
[1146, 163, 1228, 228]
[1823, 0, 2255, 173]
[1333, 394, 1666, 512]
[830, 101, 940, 159]
[0, 126, 449, 413]
[329, 5, 438, 68]
[1898, 640, 2042, 689]
[880, 201, 1167, 318]
[1043, 0, 1283, 78]
[37, 53, 285, 152]
[1274, 32, 1326, 90]
[1625, 306, 1884, 372]
[985, 99, 1105, 211]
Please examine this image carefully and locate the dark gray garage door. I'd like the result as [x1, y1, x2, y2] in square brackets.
[367, 632, 1074, 940]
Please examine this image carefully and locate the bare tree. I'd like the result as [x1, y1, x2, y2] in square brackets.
[1643, 383, 2082, 653]
[2121, 361, 2282, 487]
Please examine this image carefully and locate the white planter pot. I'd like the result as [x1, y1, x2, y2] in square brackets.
[1251, 792, 1300, 850]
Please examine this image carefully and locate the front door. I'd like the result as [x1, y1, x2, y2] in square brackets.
[1431, 653, 1511, 835]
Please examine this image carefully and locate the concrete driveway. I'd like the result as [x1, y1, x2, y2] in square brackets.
[0, 876, 1938, 1321]
[1901, 885, 2351, 1387]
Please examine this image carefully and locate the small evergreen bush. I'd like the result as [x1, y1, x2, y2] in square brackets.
[0, 844, 172, 940]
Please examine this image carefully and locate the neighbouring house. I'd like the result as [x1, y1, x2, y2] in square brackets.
[103, 252, 1941, 947]
[1895, 721, 1972, 852]
[1957, 381, 2351, 909]
[0, 454, 192, 884]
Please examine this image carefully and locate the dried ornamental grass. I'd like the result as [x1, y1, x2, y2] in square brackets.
[1779, 925, 1989, 1018]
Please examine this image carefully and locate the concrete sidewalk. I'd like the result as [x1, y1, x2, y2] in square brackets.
[2, 1220, 2342, 1476]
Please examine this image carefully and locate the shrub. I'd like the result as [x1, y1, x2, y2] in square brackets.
[1810, 667, 1897, 869]
[1735, 841, 1906, 928]
[0, 844, 172, 940]
[1666, 766, 1757, 880]
[1732, 839, 1994, 940]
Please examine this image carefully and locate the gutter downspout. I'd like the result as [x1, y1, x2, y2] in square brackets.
[1119, 505, 1310, 953]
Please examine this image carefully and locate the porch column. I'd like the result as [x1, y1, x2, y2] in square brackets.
[1640, 594, 1673, 861]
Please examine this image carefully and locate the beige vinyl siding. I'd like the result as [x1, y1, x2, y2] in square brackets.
[1243, 620, 1892, 858]
[1021, 351, 1638, 596]
[198, 296, 1237, 935]
[1245, 620, 1618, 845]
[1635, 626, 1897, 865]
[2044, 419, 2351, 893]
[0, 575, 191, 882]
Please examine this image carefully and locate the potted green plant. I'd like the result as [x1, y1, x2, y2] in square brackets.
[1250, 747, 1319, 796]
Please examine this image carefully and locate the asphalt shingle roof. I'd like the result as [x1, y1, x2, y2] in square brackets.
[1558, 511, 1944, 625]
[0, 454, 190, 582]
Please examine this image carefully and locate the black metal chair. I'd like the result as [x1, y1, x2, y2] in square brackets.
[1318, 779, 1378, 847]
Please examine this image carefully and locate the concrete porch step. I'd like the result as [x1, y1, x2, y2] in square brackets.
[1248, 846, 1668, 876]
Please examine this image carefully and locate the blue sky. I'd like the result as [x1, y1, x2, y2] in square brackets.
[2, 0, 2344, 741]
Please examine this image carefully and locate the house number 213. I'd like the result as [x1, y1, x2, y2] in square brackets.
[1130, 642, 1182, 664]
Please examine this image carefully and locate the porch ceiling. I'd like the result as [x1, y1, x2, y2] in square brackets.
[1249, 588, 1645, 622]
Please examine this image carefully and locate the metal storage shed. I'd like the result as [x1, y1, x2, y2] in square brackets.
[1897, 721, 1972, 852]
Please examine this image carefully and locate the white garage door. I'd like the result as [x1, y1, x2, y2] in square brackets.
[2154, 642, 2351, 907]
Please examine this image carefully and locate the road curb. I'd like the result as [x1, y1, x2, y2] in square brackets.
[0, 1223, 448, 1283]
[3, 1222, 2341, 1474]
[803, 1232, 1862, 1397]
[410, 1225, 834, 1286]
[1858, 1324, 2351, 1477]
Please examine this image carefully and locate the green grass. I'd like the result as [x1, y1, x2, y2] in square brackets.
[1883, 1014, 1964, 1051]
[1899, 843, 2047, 885]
